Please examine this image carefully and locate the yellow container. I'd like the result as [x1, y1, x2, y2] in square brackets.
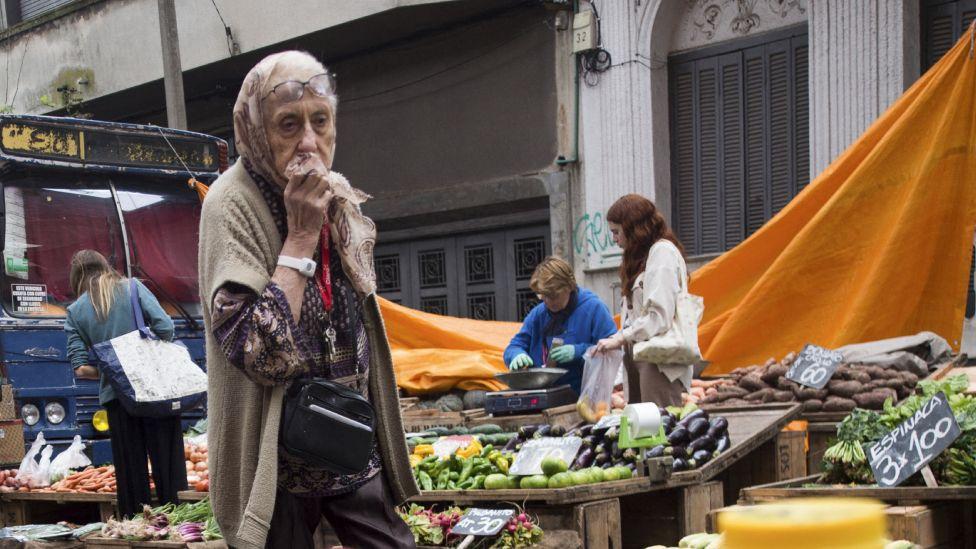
[719, 498, 887, 549]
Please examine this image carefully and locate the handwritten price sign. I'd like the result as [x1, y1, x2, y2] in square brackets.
[868, 391, 961, 487]
[452, 508, 515, 537]
[786, 344, 844, 389]
[509, 437, 583, 476]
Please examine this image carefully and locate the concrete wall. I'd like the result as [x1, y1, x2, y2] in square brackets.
[0, 0, 458, 113]
[809, 0, 921, 176]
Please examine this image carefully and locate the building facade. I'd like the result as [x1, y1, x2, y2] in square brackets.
[0, 0, 973, 339]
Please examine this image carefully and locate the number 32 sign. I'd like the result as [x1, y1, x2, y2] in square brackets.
[868, 391, 961, 487]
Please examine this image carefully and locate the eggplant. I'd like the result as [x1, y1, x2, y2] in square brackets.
[595, 443, 607, 455]
[646, 445, 665, 458]
[595, 451, 611, 466]
[601, 461, 613, 469]
[687, 418, 709, 439]
[604, 426, 619, 442]
[550, 425, 566, 437]
[678, 409, 708, 427]
[622, 448, 638, 463]
[518, 425, 540, 439]
[533, 425, 553, 438]
[582, 434, 599, 448]
[686, 458, 698, 469]
[688, 435, 716, 454]
[669, 445, 688, 460]
[658, 407, 670, 418]
[572, 448, 596, 470]
[716, 434, 732, 453]
[707, 417, 729, 439]
[579, 424, 594, 437]
[672, 458, 688, 472]
[503, 436, 519, 452]
[611, 441, 623, 459]
[661, 415, 676, 433]
[667, 427, 690, 445]
[692, 449, 712, 465]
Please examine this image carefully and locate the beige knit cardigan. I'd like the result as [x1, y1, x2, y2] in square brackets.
[198, 162, 418, 549]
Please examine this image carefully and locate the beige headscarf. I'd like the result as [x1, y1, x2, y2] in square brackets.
[232, 51, 377, 295]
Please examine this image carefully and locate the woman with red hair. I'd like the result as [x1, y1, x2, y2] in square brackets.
[595, 194, 691, 406]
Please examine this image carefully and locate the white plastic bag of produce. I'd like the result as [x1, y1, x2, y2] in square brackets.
[49, 435, 91, 483]
[16, 432, 45, 483]
[578, 347, 625, 422]
[29, 445, 54, 488]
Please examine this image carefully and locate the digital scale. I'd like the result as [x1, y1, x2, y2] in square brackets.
[484, 385, 577, 416]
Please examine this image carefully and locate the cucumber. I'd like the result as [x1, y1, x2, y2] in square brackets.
[470, 424, 503, 435]
[427, 427, 451, 436]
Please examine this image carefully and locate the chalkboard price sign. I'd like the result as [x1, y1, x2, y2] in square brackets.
[452, 508, 515, 537]
[786, 344, 844, 389]
[868, 391, 961, 487]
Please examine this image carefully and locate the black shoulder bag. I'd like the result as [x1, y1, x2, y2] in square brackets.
[281, 377, 375, 475]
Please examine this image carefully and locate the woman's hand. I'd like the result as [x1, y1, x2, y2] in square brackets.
[73, 365, 99, 380]
[283, 169, 334, 249]
[595, 334, 624, 353]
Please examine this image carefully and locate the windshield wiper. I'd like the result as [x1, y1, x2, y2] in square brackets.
[132, 265, 200, 331]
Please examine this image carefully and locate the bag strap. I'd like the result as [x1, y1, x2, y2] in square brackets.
[129, 279, 149, 337]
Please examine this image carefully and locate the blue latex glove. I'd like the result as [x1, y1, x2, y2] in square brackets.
[509, 353, 533, 370]
[549, 345, 575, 364]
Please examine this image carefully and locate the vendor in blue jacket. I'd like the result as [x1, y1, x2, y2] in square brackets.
[503, 256, 618, 394]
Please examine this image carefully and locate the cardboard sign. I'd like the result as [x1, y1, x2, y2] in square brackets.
[786, 344, 844, 389]
[10, 284, 47, 314]
[452, 508, 515, 537]
[868, 391, 961, 487]
[509, 436, 582, 476]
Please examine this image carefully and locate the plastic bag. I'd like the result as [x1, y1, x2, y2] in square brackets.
[16, 432, 45, 483]
[49, 435, 91, 483]
[29, 445, 53, 489]
[577, 347, 625, 422]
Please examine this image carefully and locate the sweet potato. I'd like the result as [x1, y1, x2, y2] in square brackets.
[834, 366, 854, 380]
[827, 380, 863, 399]
[777, 377, 800, 391]
[740, 373, 768, 392]
[717, 386, 749, 397]
[896, 384, 914, 400]
[744, 388, 776, 402]
[793, 386, 828, 401]
[864, 366, 888, 380]
[853, 388, 898, 410]
[899, 371, 919, 386]
[721, 398, 749, 407]
[761, 364, 789, 385]
[771, 390, 794, 402]
[847, 368, 872, 384]
[801, 399, 823, 412]
[822, 396, 856, 412]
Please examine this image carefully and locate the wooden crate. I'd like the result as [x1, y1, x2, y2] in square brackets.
[740, 474, 976, 503]
[466, 404, 584, 432]
[707, 502, 975, 549]
[775, 429, 807, 481]
[806, 421, 835, 474]
[401, 409, 467, 432]
[1, 491, 117, 526]
[619, 481, 724, 547]
[86, 539, 226, 549]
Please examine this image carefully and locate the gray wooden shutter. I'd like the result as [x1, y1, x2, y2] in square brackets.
[923, 0, 976, 69]
[670, 26, 808, 256]
[19, 0, 71, 20]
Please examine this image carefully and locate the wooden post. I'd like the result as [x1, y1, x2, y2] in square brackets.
[156, 0, 187, 129]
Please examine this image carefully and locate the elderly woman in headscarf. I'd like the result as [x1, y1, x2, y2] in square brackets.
[198, 51, 417, 549]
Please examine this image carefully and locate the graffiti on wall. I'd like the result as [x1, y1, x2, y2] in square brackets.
[573, 212, 617, 259]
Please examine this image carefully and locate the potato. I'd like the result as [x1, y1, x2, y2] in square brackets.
[827, 380, 862, 399]
[761, 364, 789, 385]
[801, 399, 823, 412]
[823, 396, 856, 412]
[740, 373, 768, 392]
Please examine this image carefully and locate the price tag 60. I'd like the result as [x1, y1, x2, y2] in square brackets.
[786, 344, 844, 389]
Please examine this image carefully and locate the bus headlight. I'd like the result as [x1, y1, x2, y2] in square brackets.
[92, 410, 109, 432]
[21, 404, 39, 426]
[44, 402, 65, 425]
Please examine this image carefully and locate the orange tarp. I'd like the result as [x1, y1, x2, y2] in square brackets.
[379, 297, 518, 395]
[691, 28, 976, 374]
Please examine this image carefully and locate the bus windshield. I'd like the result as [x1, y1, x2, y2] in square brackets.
[0, 171, 202, 318]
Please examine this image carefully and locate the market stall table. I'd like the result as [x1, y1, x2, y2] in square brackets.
[0, 493, 116, 527]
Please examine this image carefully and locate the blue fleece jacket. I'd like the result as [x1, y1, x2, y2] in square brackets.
[503, 288, 618, 394]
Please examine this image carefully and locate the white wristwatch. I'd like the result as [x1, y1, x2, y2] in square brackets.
[277, 255, 316, 277]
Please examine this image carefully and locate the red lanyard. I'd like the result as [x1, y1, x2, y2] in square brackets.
[316, 224, 333, 311]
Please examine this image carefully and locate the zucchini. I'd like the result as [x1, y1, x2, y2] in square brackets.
[470, 424, 503, 435]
